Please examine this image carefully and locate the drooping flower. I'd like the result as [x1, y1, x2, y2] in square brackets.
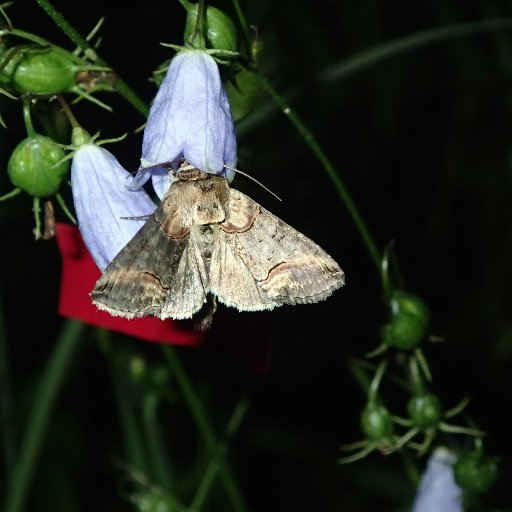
[141, 49, 237, 198]
[412, 448, 463, 512]
[70, 128, 156, 271]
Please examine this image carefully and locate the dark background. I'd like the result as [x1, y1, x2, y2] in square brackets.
[1, 1, 512, 510]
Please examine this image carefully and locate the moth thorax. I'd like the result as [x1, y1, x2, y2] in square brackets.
[193, 199, 226, 225]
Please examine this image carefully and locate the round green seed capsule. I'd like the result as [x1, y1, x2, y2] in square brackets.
[454, 451, 498, 493]
[381, 290, 430, 350]
[1, 47, 77, 95]
[361, 403, 394, 441]
[7, 135, 68, 197]
[407, 393, 443, 429]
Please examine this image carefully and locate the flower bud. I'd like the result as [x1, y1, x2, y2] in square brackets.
[7, 135, 68, 197]
[381, 290, 429, 350]
[183, 2, 237, 52]
[412, 448, 462, 512]
[361, 403, 394, 441]
[0, 47, 79, 95]
[408, 393, 443, 429]
[454, 450, 498, 494]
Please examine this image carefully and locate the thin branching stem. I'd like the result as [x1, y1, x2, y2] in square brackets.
[34, 0, 149, 116]
[4, 320, 86, 512]
[162, 346, 248, 512]
[251, 70, 382, 271]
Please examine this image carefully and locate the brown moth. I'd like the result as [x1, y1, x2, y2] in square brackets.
[91, 166, 344, 320]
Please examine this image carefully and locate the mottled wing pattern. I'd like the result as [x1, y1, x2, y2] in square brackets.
[158, 227, 210, 319]
[210, 188, 345, 311]
[91, 198, 208, 320]
[92, 169, 344, 321]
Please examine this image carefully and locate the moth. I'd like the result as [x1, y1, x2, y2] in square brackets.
[91, 166, 344, 321]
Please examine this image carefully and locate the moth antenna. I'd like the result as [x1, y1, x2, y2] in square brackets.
[120, 214, 153, 220]
[225, 166, 282, 202]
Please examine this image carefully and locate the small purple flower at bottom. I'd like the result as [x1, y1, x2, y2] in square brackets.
[71, 135, 156, 271]
[140, 49, 237, 198]
[412, 448, 463, 512]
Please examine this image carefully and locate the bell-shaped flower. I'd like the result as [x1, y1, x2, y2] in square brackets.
[70, 129, 156, 270]
[412, 448, 463, 512]
[141, 49, 237, 198]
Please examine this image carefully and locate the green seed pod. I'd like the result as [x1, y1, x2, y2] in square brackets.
[1, 47, 77, 95]
[183, 2, 237, 52]
[361, 403, 394, 441]
[454, 451, 498, 494]
[381, 290, 429, 350]
[407, 393, 443, 429]
[7, 135, 68, 197]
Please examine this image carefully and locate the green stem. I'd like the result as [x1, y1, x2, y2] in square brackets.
[22, 98, 36, 138]
[348, 358, 373, 394]
[0, 188, 21, 202]
[408, 355, 425, 394]
[143, 393, 173, 489]
[381, 243, 393, 300]
[230, 0, 252, 58]
[191, 397, 250, 510]
[3, 320, 86, 512]
[252, 70, 381, 271]
[189, 0, 206, 48]
[400, 449, 421, 486]
[55, 95, 80, 129]
[0, 47, 20, 74]
[0, 297, 15, 483]
[162, 346, 248, 512]
[319, 18, 512, 83]
[190, 460, 219, 510]
[110, 343, 149, 476]
[55, 193, 77, 225]
[34, 0, 149, 116]
[368, 360, 388, 403]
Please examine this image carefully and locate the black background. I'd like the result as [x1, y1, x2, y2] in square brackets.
[2, 1, 512, 511]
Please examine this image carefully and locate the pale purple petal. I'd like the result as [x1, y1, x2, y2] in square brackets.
[131, 164, 175, 200]
[71, 144, 156, 270]
[151, 167, 174, 199]
[142, 50, 237, 182]
[412, 448, 463, 512]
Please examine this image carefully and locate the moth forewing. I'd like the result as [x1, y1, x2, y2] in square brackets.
[210, 188, 344, 311]
[91, 168, 344, 322]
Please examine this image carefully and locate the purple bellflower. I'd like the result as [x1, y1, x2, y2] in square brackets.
[140, 49, 237, 198]
[70, 129, 156, 271]
[412, 448, 463, 512]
